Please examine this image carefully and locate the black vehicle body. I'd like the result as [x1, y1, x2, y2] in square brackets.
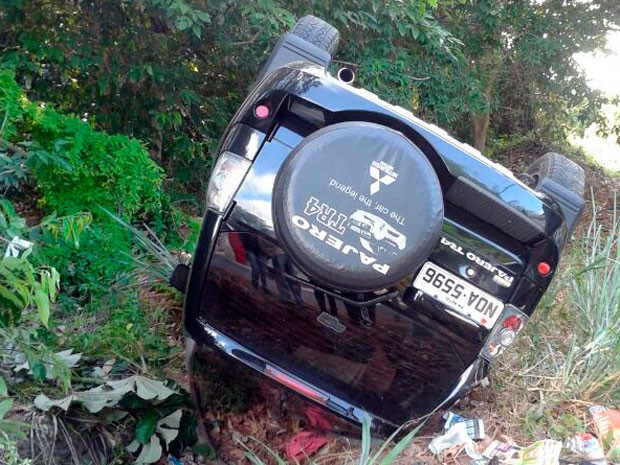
[182, 19, 584, 433]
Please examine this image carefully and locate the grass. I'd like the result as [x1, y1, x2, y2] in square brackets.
[496, 197, 620, 439]
[241, 415, 426, 465]
[65, 291, 177, 365]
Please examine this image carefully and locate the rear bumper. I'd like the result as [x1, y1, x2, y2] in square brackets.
[191, 317, 488, 433]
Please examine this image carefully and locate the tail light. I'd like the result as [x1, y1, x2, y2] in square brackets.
[206, 151, 251, 213]
[481, 305, 528, 360]
[264, 366, 329, 404]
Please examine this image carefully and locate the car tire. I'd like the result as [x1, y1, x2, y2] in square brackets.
[525, 152, 585, 198]
[290, 15, 340, 56]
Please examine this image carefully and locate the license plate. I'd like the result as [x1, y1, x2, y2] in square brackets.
[414, 262, 504, 329]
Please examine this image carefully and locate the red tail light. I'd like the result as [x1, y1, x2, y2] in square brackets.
[264, 366, 328, 404]
[482, 306, 527, 360]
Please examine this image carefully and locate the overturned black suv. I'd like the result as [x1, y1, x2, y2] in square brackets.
[180, 16, 585, 432]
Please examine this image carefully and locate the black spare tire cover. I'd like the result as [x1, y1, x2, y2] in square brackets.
[273, 122, 443, 291]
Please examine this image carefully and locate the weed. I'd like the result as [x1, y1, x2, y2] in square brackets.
[66, 291, 176, 365]
[0, 432, 31, 465]
[497, 197, 620, 436]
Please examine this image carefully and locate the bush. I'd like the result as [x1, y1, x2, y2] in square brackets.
[1, 70, 165, 222]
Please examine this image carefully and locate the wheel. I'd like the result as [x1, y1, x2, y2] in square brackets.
[524, 152, 585, 197]
[290, 15, 340, 56]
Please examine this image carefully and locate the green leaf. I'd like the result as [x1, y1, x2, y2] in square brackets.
[0, 376, 7, 397]
[135, 434, 163, 464]
[176, 17, 190, 31]
[359, 413, 372, 465]
[196, 10, 211, 23]
[0, 399, 13, 420]
[34, 288, 50, 327]
[31, 362, 46, 382]
[378, 424, 422, 465]
[135, 409, 158, 445]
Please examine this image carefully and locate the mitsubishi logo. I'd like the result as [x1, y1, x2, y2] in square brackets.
[369, 160, 398, 195]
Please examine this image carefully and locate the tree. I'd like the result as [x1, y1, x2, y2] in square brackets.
[0, 0, 453, 192]
[417, 0, 620, 151]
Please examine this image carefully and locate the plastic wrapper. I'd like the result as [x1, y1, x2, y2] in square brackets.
[429, 422, 473, 455]
[589, 405, 620, 460]
[565, 433, 606, 465]
[444, 411, 486, 440]
[483, 439, 562, 465]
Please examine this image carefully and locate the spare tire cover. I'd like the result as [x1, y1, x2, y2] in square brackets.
[273, 122, 443, 291]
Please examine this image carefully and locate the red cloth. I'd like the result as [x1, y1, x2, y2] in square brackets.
[304, 406, 331, 431]
[284, 406, 332, 460]
[285, 431, 328, 461]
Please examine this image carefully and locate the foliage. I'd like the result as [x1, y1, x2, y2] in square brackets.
[0, 375, 28, 439]
[1, 201, 56, 328]
[407, 1, 620, 151]
[34, 370, 195, 465]
[500, 199, 620, 410]
[0, 0, 454, 192]
[1, 0, 618, 169]
[67, 290, 175, 363]
[561, 201, 620, 401]
[0, 432, 32, 465]
[0, 70, 165, 221]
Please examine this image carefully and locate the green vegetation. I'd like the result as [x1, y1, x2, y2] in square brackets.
[0, 1, 619, 463]
[504, 201, 620, 405]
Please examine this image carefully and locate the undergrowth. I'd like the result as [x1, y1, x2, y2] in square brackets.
[497, 198, 620, 437]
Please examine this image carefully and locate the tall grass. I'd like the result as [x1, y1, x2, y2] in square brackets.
[563, 201, 620, 400]
[501, 199, 620, 404]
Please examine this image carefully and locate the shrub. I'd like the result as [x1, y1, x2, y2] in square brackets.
[0, 69, 165, 223]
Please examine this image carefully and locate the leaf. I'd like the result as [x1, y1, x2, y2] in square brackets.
[196, 10, 210, 23]
[0, 399, 13, 420]
[0, 376, 7, 397]
[34, 393, 73, 412]
[102, 409, 129, 423]
[378, 424, 422, 465]
[54, 349, 82, 368]
[157, 426, 179, 445]
[34, 288, 50, 327]
[194, 443, 217, 461]
[359, 413, 372, 465]
[157, 408, 182, 428]
[135, 409, 158, 444]
[76, 385, 120, 413]
[31, 362, 46, 381]
[135, 375, 176, 400]
[156, 409, 182, 445]
[135, 434, 163, 464]
[126, 439, 141, 453]
[106, 375, 136, 394]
